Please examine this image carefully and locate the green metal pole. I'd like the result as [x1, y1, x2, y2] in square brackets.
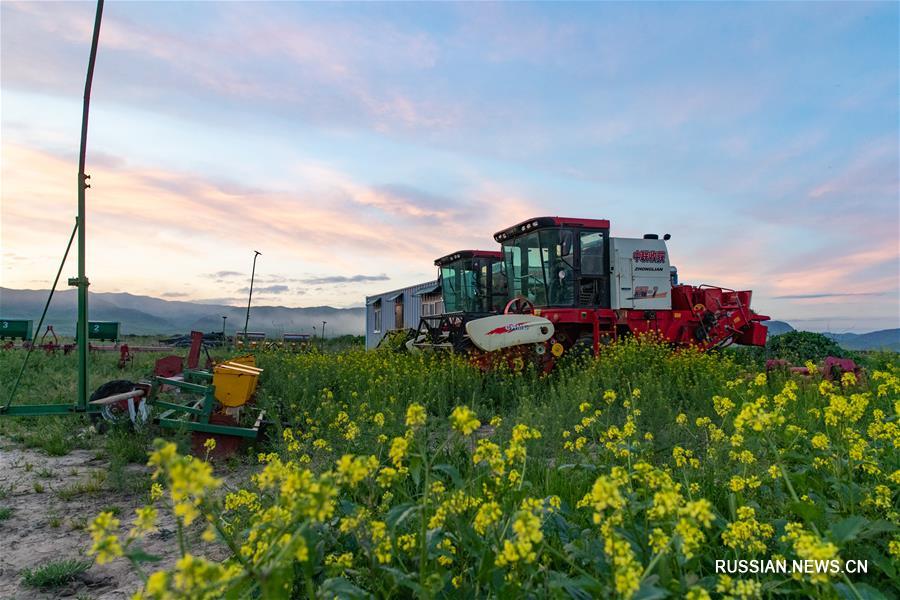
[71, 0, 104, 412]
[242, 251, 261, 343]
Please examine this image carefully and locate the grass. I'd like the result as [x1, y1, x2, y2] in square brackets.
[0, 342, 176, 456]
[58, 470, 107, 501]
[0, 506, 13, 521]
[107, 424, 152, 493]
[21, 558, 91, 589]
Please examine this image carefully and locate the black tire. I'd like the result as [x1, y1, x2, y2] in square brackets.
[89, 379, 137, 433]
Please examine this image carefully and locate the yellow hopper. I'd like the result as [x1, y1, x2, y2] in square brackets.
[229, 354, 257, 368]
[213, 361, 263, 407]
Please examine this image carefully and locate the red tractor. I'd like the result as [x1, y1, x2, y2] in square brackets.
[411, 217, 769, 372]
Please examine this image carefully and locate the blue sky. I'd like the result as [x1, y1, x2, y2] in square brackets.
[1, 1, 897, 332]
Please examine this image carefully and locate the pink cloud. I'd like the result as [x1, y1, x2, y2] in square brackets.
[1, 141, 539, 303]
[2, 1, 457, 135]
[807, 137, 898, 201]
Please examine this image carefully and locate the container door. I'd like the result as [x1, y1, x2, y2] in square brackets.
[615, 253, 634, 309]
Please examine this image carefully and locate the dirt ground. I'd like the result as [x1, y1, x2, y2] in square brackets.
[0, 437, 236, 599]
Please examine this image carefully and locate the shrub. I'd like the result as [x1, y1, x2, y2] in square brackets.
[767, 330, 846, 363]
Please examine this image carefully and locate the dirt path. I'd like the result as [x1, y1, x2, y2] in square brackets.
[0, 438, 240, 599]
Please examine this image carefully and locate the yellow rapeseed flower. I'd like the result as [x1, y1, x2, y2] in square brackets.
[450, 406, 481, 435]
[405, 403, 426, 428]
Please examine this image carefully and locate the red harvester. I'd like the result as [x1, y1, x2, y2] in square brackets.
[409, 216, 769, 372]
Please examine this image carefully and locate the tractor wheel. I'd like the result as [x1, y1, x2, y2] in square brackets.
[504, 296, 535, 315]
[89, 379, 148, 433]
[452, 335, 475, 354]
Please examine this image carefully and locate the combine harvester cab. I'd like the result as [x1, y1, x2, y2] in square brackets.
[459, 216, 769, 372]
[407, 250, 507, 352]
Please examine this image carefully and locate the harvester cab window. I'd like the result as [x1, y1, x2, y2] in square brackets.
[440, 264, 459, 312]
[526, 244, 546, 305]
[580, 232, 605, 275]
[578, 230, 610, 307]
[441, 258, 483, 313]
[547, 230, 574, 305]
[503, 230, 576, 307]
[477, 261, 491, 311]
[490, 260, 508, 311]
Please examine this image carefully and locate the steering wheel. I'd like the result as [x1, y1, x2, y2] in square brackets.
[504, 296, 535, 315]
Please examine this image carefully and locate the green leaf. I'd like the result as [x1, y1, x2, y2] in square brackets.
[633, 577, 669, 600]
[431, 463, 462, 488]
[870, 552, 898, 579]
[409, 456, 422, 487]
[380, 567, 425, 595]
[125, 548, 162, 564]
[834, 582, 888, 600]
[557, 463, 597, 472]
[260, 563, 292, 598]
[547, 572, 600, 599]
[317, 577, 372, 600]
[384, 502, 419, 529]
[788, 500, 823, 523]
[830, 515, 868, 544]
[860, 520, 898, 539]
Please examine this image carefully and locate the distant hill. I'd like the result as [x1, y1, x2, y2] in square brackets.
[765, 320, 795, 336]
[1, 288, 896, 350]
[0, 288, 364, 337]
[824, 329, 900, 352]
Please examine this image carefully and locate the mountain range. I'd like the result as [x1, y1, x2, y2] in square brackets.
[0, 288, 364, 337]
[751, 320, 899, 351]
[1, 288, 897, 350]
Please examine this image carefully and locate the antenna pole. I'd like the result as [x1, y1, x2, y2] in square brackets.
[242, 251, 261, 344]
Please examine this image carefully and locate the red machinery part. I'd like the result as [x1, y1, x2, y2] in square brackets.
[118, 344, 133, 368]
[38, 325, 60, 353]
[187, 330, 204, 370]
[500, 283, 769, 372]
[154, 355, 184, 378]
[191, 413, 244, 459]
[766, 357, 863, 382]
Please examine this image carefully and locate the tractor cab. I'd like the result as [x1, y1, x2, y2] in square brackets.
[407, 250, 506, 353]
[494, 217, 612, 310]
[435, 250, 507, 314]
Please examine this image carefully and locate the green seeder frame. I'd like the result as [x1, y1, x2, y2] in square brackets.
[0, 403, 100, 417]
[1, 373, 264, 440]
[154, 373, 264, 439]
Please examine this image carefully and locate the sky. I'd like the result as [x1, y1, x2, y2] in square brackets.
[1, 1, 897, 332]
